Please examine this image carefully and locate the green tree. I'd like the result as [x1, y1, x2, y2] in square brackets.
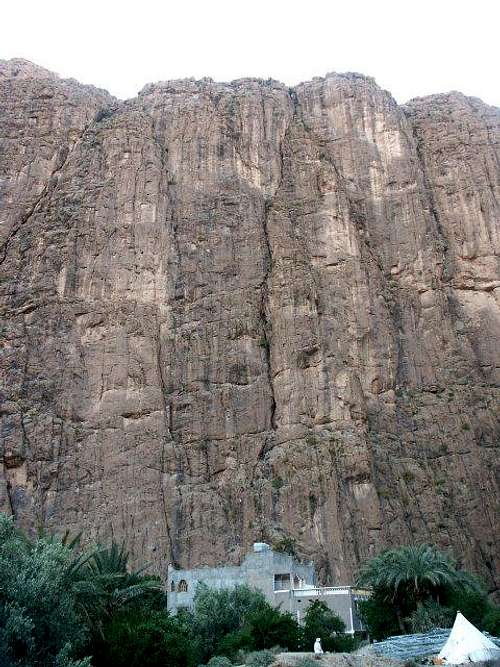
[302, 600, 345, 652]
[442, 580, 490, 629]
[71, 540, 161, 639]
[89, 607, 201, 667]
[357, 590, 400, 641]
[193, 584, 267, 660]
[215, 625, 255, 659]
[357, 544, 478, 633]
[483, 607, 500, 636]
[0, 513, 90, 667]
[407, 599, 454, 633]
[244, 604, 300, 651]
[193, 584, 301, 660]
[357, 544, 488, 637]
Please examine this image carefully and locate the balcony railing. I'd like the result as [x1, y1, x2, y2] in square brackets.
[276, 585, 371, 599]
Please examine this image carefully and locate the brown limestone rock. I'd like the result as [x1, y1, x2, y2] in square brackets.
[0, 61, 498, 592]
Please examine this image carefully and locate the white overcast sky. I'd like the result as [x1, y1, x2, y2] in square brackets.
[2, 0, 499, 106]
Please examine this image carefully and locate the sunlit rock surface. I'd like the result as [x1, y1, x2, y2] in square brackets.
[0, 60, 498, 590]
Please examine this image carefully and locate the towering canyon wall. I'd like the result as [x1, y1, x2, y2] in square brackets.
[0, 59, 498, 591]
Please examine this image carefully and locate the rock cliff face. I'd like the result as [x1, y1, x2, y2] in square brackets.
[0, 59, 498, 591]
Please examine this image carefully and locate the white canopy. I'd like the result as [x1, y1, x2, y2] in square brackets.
[438, 612, 500, 664]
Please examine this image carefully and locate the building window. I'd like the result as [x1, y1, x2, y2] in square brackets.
[294, 575, 304, 589]
[170, 581, 175, 592]
[178, 579, 188, 592]
[274, 573, 291, 591]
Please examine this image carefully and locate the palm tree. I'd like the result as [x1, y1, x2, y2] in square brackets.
[70, 541, 162, 637]
[356, 544, 477, 632]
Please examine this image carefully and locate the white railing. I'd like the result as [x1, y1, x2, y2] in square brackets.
[288, 586, 371, 598]
[292, 586, 349, 596]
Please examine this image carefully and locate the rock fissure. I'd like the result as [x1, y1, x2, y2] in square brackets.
[0, 110, 110, 267]
[259, 198, 277, 434]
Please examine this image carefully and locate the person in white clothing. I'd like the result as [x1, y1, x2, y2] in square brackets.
[314, 638, 323, 655]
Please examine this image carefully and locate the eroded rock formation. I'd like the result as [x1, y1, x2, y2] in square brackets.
[0, 59, 498, 591]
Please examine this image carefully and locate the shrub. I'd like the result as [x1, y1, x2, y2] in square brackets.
[90, 608, 202, 667]
[482, 607, 500, 636]
[407, 600, 454, 633]
[0, 512, 186, 667]
[295, 658, 318, 667]
[331, 634, 362, 652]
[215, 627, 255, 659]
[443, 583, 490, 629]
[54, 644, 92, 667]
[357, 592, 400, 641]
[303, 600, 345, 652]
[245, 649, 276, 667]
[0, 514, 90, 667]
[272, 536, 297, 556]
[193, 584, 268, 661]
[207, 657, 233, 667]
[245, 606, 300, 651]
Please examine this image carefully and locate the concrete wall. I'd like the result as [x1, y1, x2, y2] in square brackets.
[167, 563, 244, 610]
[167, 545, 315, 611]
[166, 544, 366, 634]
[289, 589, 368, 633]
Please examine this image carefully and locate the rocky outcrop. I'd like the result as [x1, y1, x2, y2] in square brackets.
[0, 60, 498, 591]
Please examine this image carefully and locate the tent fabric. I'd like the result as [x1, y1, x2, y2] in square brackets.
[438, 612, 500, 664]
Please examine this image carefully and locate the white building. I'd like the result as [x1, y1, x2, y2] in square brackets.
[167, 542, 369, 634]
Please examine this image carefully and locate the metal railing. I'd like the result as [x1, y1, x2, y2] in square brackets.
[284, 585, 371, 599]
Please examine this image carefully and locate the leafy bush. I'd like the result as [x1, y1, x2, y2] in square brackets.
[482, 607, 500, 636]
[244, 605, 300, 651]
[54, 644, 92, 667]
[207, 656, 233, 667]
[215, 627, 255, 659]
[356, 544, 486, 638]
[330, 634, 362, 652]
[357, 590, 402, 641]
[442, 583, 490, 629]
[302, 600, 345, 651]
[0, 514, 90, 667]
[194, 584, 299, 660]
[90, 608, 201, 667]
[245, 649, 276, 667]
[193, 584, 268, 660]
[295, 658, 318, 667]
[0, 513, 181, 667]
[407, 600, 454, 633]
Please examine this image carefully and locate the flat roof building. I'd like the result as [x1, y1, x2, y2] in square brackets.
[167, 542, 369, 634]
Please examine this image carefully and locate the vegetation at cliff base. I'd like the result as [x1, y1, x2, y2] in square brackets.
[1, 514, 498, 666]
[0, 513, 354, 666]
[356, 543, 499, 640]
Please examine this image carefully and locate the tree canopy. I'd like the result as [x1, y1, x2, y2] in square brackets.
[356, 543, 496, 639]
